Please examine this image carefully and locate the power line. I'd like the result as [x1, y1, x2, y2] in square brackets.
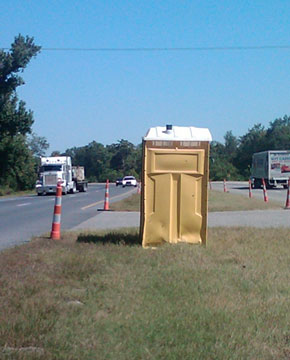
[1, 45, 290, 52]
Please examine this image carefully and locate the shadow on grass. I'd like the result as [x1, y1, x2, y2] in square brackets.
[77, 231, 141, 246]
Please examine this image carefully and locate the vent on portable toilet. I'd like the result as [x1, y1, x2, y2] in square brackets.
[164, 124, 173, 134]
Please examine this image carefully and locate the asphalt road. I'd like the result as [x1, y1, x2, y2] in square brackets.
[0, 183, 136, 251]
[211, 181, 289, 205]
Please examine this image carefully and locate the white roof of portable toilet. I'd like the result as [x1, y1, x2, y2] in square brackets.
[144, 125, 212, 142]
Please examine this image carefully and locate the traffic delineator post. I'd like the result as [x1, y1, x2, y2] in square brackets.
[50, 182, 62, 240]
[209, 180, 212, 190]
[137, 182, 141, 194]
[103, 179, 109, 210]
[262, 178, 269, 202]
[223, 179, 228, 193]
[285, 179, 290, 209]
[249, 179, 253, 198]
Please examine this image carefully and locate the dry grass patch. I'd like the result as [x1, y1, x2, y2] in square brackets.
[110, 193, 141, 211]
[208, 190, 281, 211]
[0, 228, 289, 359]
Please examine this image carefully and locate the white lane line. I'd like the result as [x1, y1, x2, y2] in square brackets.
[17, 203, 31, 207]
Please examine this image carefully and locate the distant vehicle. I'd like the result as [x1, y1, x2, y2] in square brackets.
[122, 176, 137, 187]
[115, 178, 123, 186]
[72, 166, 88, 192]
[36, 156, 88, 195]
[251, 150, 290, 189]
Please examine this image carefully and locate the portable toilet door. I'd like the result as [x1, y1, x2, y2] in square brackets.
[140, 125, 212, 248]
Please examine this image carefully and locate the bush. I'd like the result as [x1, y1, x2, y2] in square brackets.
[0, 186, 13, 196]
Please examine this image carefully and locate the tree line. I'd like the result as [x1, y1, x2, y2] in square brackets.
[1, 35, 289, 193]
[210, 116, 290, 180]
[61, 116, 290, 182]
[62, 140, 142, 183]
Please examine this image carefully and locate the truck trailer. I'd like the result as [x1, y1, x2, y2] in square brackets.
[36, 156, 88, 195]
[251, 150, 290, 189]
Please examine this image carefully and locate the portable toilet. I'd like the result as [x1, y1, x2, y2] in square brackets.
[140, 125, 212, 247]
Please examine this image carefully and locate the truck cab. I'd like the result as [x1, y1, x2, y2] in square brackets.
[36, 157, 74, 195]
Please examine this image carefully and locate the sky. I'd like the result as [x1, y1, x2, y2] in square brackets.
[1, 0, 290, 153]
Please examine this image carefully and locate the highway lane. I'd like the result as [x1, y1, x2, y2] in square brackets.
[0, 183, 136, 251]
[211, 181, 288, 205]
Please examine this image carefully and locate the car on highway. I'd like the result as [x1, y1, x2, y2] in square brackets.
[122, 176, 137, 187]
[115, 178, 123, 186]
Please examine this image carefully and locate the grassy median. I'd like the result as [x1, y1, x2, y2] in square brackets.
[110, 190, 282, 212]
[0, 228, 289, 359]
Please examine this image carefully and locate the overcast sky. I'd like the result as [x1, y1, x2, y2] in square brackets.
[1, 0, 290, 153]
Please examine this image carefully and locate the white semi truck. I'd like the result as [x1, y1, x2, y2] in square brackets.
[251, 150, 290, 189]
[36, 156, 88, 195]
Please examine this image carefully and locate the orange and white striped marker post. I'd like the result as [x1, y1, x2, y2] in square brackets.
[103, 179, 109, 210]
[137, 182, 141, 194]
[223, 179, 228, 193]
[285, 179, 290, 209]
[50, 182, 62, 240]
[249, 179, 253, 198]
[262, 178, 268, 202]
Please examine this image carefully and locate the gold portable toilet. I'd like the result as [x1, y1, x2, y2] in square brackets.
[140, 125, 212, 247]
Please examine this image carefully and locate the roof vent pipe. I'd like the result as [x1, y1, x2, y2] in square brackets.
[165, 124, 173, 134]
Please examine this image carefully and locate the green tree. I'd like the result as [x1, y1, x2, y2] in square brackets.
[0, 35, 41, 190]
[0, 135, 36, 190]
[50, 151, 62, 157]
[265, 115, 290, 150]
[27, 132, 49, 157]
[64, 140, 143, 182]
[209, 141, 240, 180]
[224, 131, 239, 161]
[135, 143, 143, 177]
[27, 132, 49, 177]
[0, 35, 40, 136]
[233, 124, 267, 178]
[65, 141, 110, 182]
[108, 139, 141, 179]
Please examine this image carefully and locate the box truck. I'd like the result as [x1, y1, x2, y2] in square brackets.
[251, 150, 290, 188]
[36, 156, 88, 195]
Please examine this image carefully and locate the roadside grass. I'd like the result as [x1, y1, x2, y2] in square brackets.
[111, 193, 141, 211]
[0, 228, 289, 359]
[208, 189, 281, 211]
[0, 186, 34, 197]
[110, 190, 282, 212]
